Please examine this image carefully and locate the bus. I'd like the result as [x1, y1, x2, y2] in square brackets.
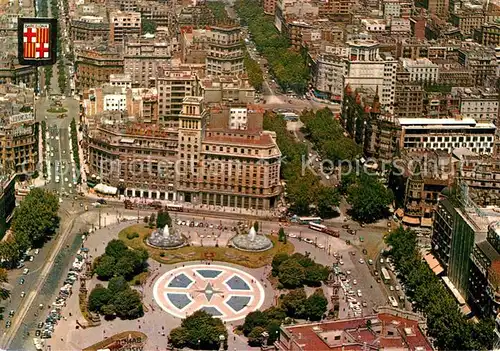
[298, 217, 322, 224]
[309, 222, 327, 232]
[381, 267, 391, 283]
[309, 223, 340, 237]
[388, 296, 398, 308]
[166, 204, 184, 212]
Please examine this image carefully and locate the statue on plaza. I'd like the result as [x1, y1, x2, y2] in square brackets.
[248, 226, 256, 242]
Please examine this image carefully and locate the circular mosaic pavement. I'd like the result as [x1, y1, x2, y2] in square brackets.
[153, 264, 265, 322]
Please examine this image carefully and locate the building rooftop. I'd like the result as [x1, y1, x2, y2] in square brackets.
[278, 310, 432, 351]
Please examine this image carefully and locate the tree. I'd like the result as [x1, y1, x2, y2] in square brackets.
[0, 269, 10, 301]
[272, 253, 289, 275]
[278, 228, 286, 242]
[107, 276, 128, 295]
[169, 310, 228, 350]
[112, 288, 144, 319]
[281, 288, 307, 318]
[114, 255, 137, 279]
[316, 187, 340, 218]
[11, 188, 59, 247]
[149, 213, 156, 228]
[278, 259, 305, 288]
[169, 327, 190, 347]
[243, 310, 268, 336]
[104, 239, 128, 259]
[88, 285, 112, 312]
[156, 210, 172, 228]
[141, 18, 157, 34]
[94, 255, 116, 280]
[248, 326, 267, 346]
[304, 289, 328, 321]
[304, 264, 328, 287]
[347, 173, 394, 223]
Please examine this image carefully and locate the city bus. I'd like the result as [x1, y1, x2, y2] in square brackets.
[298, 217, 322, 224]
[166, 204, 184, 212]
[309, 223, 340, 237]
[381, 267, 391, 283]
[388, 296, 399, 308]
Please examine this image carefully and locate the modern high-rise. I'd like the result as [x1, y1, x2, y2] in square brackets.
[206, 24, 245, 76]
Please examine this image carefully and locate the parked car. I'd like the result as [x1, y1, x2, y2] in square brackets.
[23, 268, 29, 275]
[19, 278, 25, 285]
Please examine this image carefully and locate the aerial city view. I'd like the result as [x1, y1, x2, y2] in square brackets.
[0, 0, 500, 349]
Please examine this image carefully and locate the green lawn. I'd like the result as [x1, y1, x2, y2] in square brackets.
[118, 224, 295, 268]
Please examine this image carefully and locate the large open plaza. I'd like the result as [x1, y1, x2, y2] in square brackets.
[18, 211, 387, 351]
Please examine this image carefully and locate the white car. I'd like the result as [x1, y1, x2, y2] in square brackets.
[395, 285, 400, 291]
[34, 249, 39, 255]
[288, 233, 297, 238]
[353, 279, 357, 285]
[317, 243, 325, 249]
[380, 258, 384, 264]
[346, 270, 351, 275]
[359, 258, 365, 264]
[357, 290, 362, 297]
[339, 260, 344, 265]
[29, 256, 34, 262]
[22, 268, 29, 275]
[304, 238, 314, 244]
[390, 286, 395, 291]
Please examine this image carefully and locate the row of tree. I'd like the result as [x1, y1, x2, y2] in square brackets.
[386, 227, 494, 350]
[206, 1, 230, 22]
[271, 252, 329, 289]
[301, 108, 361, 162]
[263, 111, 339, 217]
[88, 276, 144, 320]
[93, 240, 148, 281]
[244, 53, 264, 91]
[70, 118, 80, 183]
[242, 288, 328, 346]
[235, 0, 309, 93]
[41, 121, 48, 177]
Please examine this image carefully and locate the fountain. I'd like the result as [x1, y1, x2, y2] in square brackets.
[147, 223, 187, 249]
[231, 226, 272, 252]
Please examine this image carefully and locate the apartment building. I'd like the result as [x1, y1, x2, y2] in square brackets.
[311, 53, 346, 102]
[154, 67, 198, 121]
[0, 112, 37, 174]
[398, 118, 496, 154]
[434, 59, 474, 87]
[450, 9, 485, 36]
[458, 45, 497, 86]
[109, 11, 141, 43]
[180, 27, 210, 65]
[199, 75, 255, 104]
[70, 16, 109, 42]
[206, 24, 245, 76]
[400, 57, 439, 83]
[0, 58, 35, 87]
[474, 22, 500, 47]
[274, 0, 319, 33]
[83, 85, 159, 123]
[75, 48, 124, 93]
[402, 150, 451, 227]
[423, 91, 460, 118]
[452, 87, 499, 124]
[0, 174, 15, 238]
[85, 97, 282, 209]
[456, 151, 500, 207]
[394, 80, 424, 118]
[123, 36, 172, 87]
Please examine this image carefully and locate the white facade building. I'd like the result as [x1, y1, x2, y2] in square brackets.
[344, 40, 397, 114]
[104, 94, 127, 111]
[384, 0, 401, 18]
[398, 118, 496, 154]
[313, 54, 346, 102]
[229, 108, 248, 130]
[400, 58, 439, 83]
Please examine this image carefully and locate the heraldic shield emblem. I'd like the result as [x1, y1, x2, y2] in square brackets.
[18, 18, 58, 66]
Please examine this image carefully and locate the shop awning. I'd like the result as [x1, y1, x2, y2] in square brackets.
[395, 208, 404, 218]
[421, 218, 433, 227]
[402, 216, 420, 225]
[94, 183, 118, 195]
[423, 253, 444, 275]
